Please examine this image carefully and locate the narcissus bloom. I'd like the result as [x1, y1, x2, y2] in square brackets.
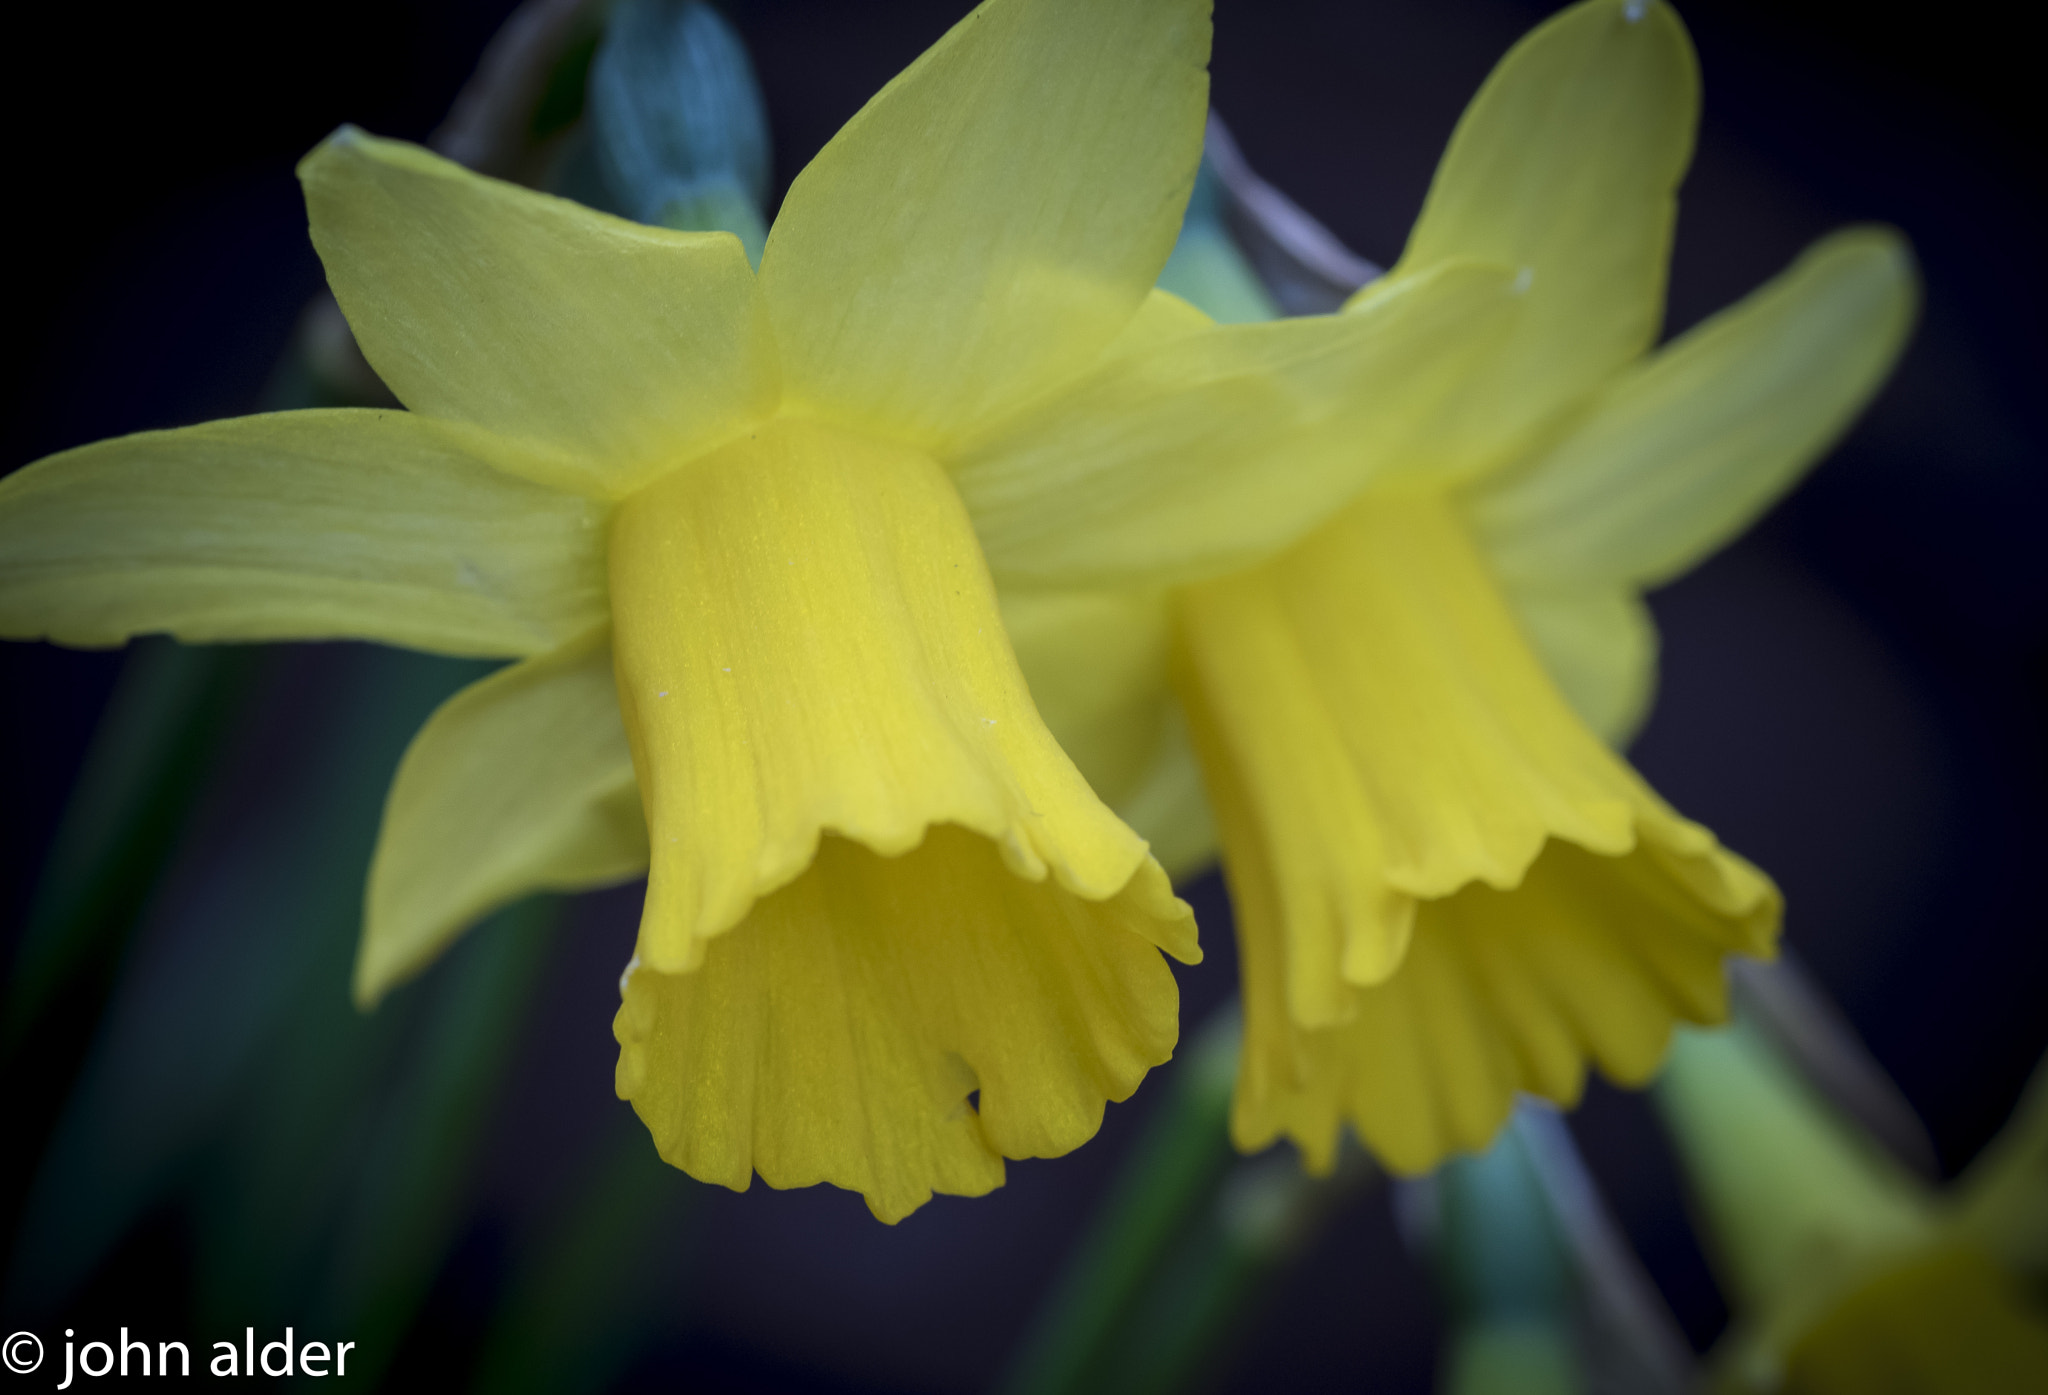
[1658, 1021, 2048, 1394]
[1001, 0, 1917, 1176]
[0, 0, 1520, 1220]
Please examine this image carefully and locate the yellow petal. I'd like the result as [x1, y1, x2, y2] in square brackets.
[615, 826, 1182, 1222]
[1176, 490, 1776, 1173]
[1370, 0, 1698, 471]
[1231, 837, 1778, 1176]
[1505, 584, 1659, 748]
[607, 416, 1195, 972]
[1781, 1246, 2048, 1395]
[1180, 491, 1655, 1019]
[957, 261, 1521, 587]
[299, 128, 778, 498]
[1111, 705, 1218, 885]
[0, 410, 605, 656]
[758, 0, 1210, 448]
[1000, 585, 1173, 811]
[357, 629, 646, 1006]
[1095, 286, 1216, 359]
[1473, 228, 1919, 587]
[1000, 584, 1218, 880]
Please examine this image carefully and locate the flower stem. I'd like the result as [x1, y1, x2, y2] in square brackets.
[999, 1006, 1372, 1395]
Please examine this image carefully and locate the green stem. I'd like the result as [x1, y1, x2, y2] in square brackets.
[3, 639, 260, 1052]
[470, 1109, 698, 1395]
[315, 896, 561, 1387]
[1652, 1022, 1934, 1318]
[998, 1009, 1241, 1395]
[1, 640, 263, 1280]
[1428, 1118, 1582, 1395]
[1000, 1007, 1372, 1395]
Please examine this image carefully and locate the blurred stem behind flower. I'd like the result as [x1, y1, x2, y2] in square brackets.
[0, 639, 264, 1286]
[0, 645, 542, 1386]
[469, 1105, 697, 1395]
[1003, 0, 1917, 1180]
[1425, 1116, 1584, 1395]
[1655, 1005, 2048, 1393]
[1411, 1104, 1694, 1395]
[998, 1006, 1375, 1395]
[0, 641, 259, 1054]
[1196, 114, 1382, 317]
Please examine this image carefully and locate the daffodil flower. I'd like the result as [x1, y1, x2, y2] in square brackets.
[1658, 1020, 2048, 1393]
[1001, 0, 1917, 1177]
[0, 0, 1523, 1220]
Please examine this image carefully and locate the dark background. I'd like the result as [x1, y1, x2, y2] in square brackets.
[4, 1, 2043, 1390]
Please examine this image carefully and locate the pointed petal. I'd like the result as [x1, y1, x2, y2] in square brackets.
[300, 128, 778, 498]
[616, 827, 1182, 1222]
[356, 630, 645, 1005]
[1473, 229, 1919, 587]
[1374, 0, 1698, 469]
[1506, 584, 1659, 748]
[956, 261, 1521, 587]
[607, 417, 1195, 972]
[758, 0, 1210, 447]
[0, 410, 606, 656]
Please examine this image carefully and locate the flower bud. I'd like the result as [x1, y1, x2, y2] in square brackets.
[588, 0, 770, 261]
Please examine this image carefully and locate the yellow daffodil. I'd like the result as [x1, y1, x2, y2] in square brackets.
[1658, 1021, 2048, 1393]
[0, 0, 1524, 1219]
[1000, 0, 1917, 1177]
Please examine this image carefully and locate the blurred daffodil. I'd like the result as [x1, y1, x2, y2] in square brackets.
[1004, 0, 1916, 1177]
[0, 0, 1525, 1220]
[1658, 1019, 2048, 1394]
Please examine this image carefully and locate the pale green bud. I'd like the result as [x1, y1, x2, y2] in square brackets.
[588, 0, 770, 262]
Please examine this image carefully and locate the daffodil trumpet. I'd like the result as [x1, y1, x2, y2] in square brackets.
[0, 0, 1524, 1219]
